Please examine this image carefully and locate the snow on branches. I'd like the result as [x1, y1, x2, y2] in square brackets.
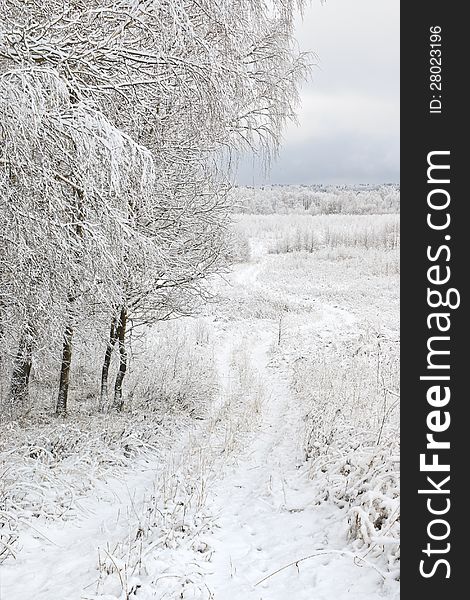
[0, 1, 309, 414]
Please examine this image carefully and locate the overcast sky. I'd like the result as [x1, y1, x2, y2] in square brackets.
[237, 0, 400, 185]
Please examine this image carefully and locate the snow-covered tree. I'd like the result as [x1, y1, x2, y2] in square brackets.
[0, 68, 155, 413]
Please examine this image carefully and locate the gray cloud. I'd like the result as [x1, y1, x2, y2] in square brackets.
[237, 0, 399, 185]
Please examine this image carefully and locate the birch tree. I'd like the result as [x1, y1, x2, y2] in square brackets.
[0, 68, 155, 414]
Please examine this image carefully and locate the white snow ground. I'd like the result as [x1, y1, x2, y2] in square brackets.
[0, 244, 399, 600]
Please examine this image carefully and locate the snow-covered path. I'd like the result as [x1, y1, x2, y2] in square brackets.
[204, 321, 390, 600]
[207, 328, 311, 597]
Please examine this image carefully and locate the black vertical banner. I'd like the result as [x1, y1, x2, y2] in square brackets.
[402, 3, 466, 597]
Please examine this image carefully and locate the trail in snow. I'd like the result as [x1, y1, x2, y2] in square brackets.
[204, 314, 390, 600]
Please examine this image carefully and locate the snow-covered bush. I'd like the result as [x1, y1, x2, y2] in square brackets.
[126, 320, 218, 416]
[313, 246, 400, 276]
[224, 227, 251, 264]
[0, 411, 176, 563]
[292, 328, 400, 574]
[268, 214, 399, 254]
[232, 214, 399, 261]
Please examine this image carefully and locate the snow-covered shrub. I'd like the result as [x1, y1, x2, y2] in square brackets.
[0, 507, 18, 563]
[313, 246, 400, 276]
[217, 338, 265, 452]
[0, 400, 198, 564]
[292, 328, 400, 573]
[231, 215, 400, 265]
[224, 227, 251, 264]
[270, 225, 321, 254]
[127, 319, 217, 416]
[268, 214, 400, 254]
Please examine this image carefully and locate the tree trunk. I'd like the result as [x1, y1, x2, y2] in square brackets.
[8, 333, 33, 410]
[99, 315, 118, 411]
[56, 188, 83, 416]
[113, 306, 128, 411]
[56, 323, 74, 415]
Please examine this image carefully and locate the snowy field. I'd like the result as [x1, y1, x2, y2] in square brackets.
[0, 213, 399, 600]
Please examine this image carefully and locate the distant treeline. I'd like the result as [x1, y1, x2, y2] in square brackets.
[230, 184, 400, 215]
